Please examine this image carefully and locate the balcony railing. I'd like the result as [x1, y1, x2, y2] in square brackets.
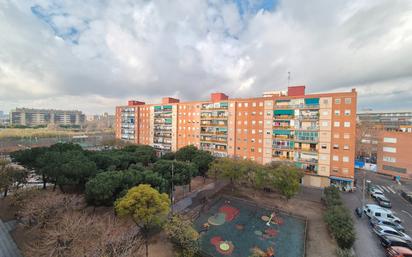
[297, 115, 318, 120]
[273, 115, 294, 120]
[273, 104, 320, 109]
[296, 158, 318, 164]
[295, 148, 317, 153]
[294, 126, 319, 131]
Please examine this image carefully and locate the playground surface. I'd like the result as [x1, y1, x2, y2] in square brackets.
[194, 197, 306, 257]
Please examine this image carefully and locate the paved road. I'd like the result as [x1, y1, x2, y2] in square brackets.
[341, 170, 412, 257]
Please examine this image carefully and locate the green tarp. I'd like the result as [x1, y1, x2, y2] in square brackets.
[273, 129, 292, 135]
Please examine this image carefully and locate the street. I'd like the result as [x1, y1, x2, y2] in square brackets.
[341, 170, 412, 257]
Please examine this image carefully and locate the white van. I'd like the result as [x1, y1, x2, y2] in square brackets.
[364, 204, 401, 223]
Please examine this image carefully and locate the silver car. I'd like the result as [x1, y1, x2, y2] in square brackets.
[373, 225, 411, 242]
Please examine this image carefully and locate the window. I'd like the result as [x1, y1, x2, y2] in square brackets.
[383, 147, 396, 153]
[383, 156, 396, 163]
[335, 98, 341, 104]
[259, 102, 263, 107]
[266, 111, 271, 116]
[252, 129, 256, 134]
[342, 168, 349, 174]
[334, 121, 340, 127]
[343, 156, 349, 162]
[332, 167, 339, 172]
[251, 147, 254, 152]
[384, 137, 397, 143]
[323, 99, 329, 104]
[344, 145, 349, 150]
[344, 122, 350, 128]
[321, 144, 327, 149]
[258, 148, 262, 153]
[333, 155, 339, 161]
[238, 103, 242, 107]
[244, 103, 248, 107]
[333, 144, 339, 149]
[334, 133, 340, 139]
[230, 103, 234, 107]
[321, 121, 328, 127]
[244, 121, 248, 125]
[266, 130, 271, 135]
[344, 133, 350, 139]
[252, 120, 256, 125]
[252, 102, 256, 107]
[334, 110, 340, 116]
[344, 110, 351, 116]
[322, 110, 329, 116]
[345, 98, 352, 104]
[251, 138, 255, 142]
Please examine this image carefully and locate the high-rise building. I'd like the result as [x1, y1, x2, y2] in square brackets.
[10, 108, 85, 127]
[115, 86, 357, 188]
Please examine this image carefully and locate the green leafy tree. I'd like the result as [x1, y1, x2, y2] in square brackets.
[153, 160, 197, 192]
[115, 184, 170, 257]
[161, 152, 176, 160]
[122, 144, 157, 166]
[208, 158, 246, 188]
[165, 215, 199, 257]
[175, 145, 198, 162]
[325, 205, 356, 249]
[11, 147, 48, 188]
[267, 163, 304, 200]
[57, 151, 97, 192]
[192, 150, 214, 179]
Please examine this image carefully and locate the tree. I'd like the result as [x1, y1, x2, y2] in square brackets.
[175, 145, 198, 162]
[192, 150, 214, 179]
[57, 150, 97, 192]
[122, 145, 157, 166]
[208, 158, 246, 188]
[115, 184, 170, 257]
[153, 160, 197, 192]
[0, 158, 28, 197]
[161, 152, 176, 160]
[165, 215, 199, 257]
[266, 163, 304, 200]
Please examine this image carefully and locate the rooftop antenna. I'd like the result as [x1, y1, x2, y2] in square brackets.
[288, 71, 291, 87]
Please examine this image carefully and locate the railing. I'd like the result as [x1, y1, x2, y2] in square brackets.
[200, 138, 227, 144]
[295, 148, 318, 153]
[297, 115, 318, 120]
[294, 126, 319, 131]
[273, 145, 294, 150]
[273, 104, 319, 109]
[273, 115, 294, 119]
[296, 158, 318, 164]
[294, 138, 318, 143]
[200, 123, 227, 127]
[200, 115, 228, 119]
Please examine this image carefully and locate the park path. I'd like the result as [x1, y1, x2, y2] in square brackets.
[0, 219, 22, 257]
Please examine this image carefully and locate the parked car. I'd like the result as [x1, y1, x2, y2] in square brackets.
[373, 225, 411, 242]
[364, 204, 402, 223]
[380, 235, 412, 250]
[370, 217, 405, 232]
[376, 195, 392, 208]
[386, 246, 412, 257]
[371, 188, 385, 199]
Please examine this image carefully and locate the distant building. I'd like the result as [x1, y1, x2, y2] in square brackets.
[377, 129, 412, 179]
[10, 108, 85, 127]
[0, 111, 9, 126]
[115, 86, 357, 189]
[85, 113, 115, 129]
[356, 112, 412, 164]
[357, 112, 412, 130]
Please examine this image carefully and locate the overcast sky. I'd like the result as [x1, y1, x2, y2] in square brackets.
[0, 0, 411, 115]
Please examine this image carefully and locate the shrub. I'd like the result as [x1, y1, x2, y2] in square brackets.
[323, 187, 356, 249]
[165, 215, 199, 257]
[336, 247, 356, 257]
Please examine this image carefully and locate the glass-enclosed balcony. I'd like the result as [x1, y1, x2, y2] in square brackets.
[200, 120, 227, 127]
[273, 129, 294, 140]
[200, 110, 228, 119]
[294, 131, 318, 143]
[200, 127, 227, 135]
[273, 121, 292, 129]
[273, 139, 294, 150]
[201, 102, 229, 110]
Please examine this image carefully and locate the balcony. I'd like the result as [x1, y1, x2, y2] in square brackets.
[297, 115, 318, 121]
[294, 147, 317, 153]
[296, 157, 318, 164]
[200, 122, 227, 127]
[273, 145, 294, 150]
[200, 115, 228, 120]
[295, 126, 319, 131]
[273, 115, 294, 120]
[273, 104, 320, 109]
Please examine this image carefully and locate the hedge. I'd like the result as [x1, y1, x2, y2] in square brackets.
[323, 187, 356, 249]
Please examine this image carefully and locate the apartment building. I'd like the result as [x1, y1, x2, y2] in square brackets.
[357, 112, 412, 130]
[377, 129, 412, 179]
[10, 108, 85, 127]
[115, 86, 357, 188]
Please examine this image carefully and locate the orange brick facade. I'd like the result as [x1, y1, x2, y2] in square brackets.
[115, 87, 357, 188]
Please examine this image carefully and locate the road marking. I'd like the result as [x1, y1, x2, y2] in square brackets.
[402, 210, 412, 218]
[381, 186, 390, 193]
[387, 186, 396, 194]
[376, 185, 384, 192]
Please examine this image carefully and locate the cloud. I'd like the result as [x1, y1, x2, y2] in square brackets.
[0, 0, 411, 114]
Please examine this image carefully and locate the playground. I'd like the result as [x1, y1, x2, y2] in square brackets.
[194, 197, 306, 257]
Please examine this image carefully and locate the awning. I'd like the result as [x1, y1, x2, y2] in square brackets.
[304, 98, 319, 105]
[330, 176, 353, 182]
[274, 110, 294, 115]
